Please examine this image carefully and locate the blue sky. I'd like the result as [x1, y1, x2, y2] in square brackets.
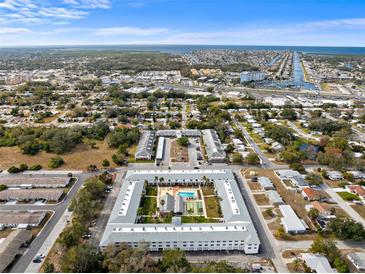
[0, 0, 365, 46]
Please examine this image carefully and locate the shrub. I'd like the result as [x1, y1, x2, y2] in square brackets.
[29, 164, 42, 171]
[0, 184, 7, 191]
[8, 166, 20, 173]
[48, 156, 65, 168]
[19, 164, 28, 171]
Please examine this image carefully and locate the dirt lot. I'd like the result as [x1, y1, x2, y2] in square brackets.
[248, 182, 262, 191]
[0, 141, 117, 171]
[253, 194, 270, 206]
[170, 140, 189, 162]
[268, 218, 282, 231]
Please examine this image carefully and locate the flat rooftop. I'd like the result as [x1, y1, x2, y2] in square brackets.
[100, 169, 260, 247]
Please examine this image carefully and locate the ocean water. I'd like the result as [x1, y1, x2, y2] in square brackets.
[1, 44, 365, 56]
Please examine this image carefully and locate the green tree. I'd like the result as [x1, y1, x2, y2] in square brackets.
[246, 152, 260, 165]
[102, 244, 158, 273]
[177, 137, 189, 147]
[328, 218, 365, 241]
[308, 208, 319, 220]
[102, 159, 110, 168]
[305, 173, 323, 186]
[61, 244, 101, 273]
[58, 221, 86, 248]
[281, 108, 298, 121]
[159, 249, 192, 272]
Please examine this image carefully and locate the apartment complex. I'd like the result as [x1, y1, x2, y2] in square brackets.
[100, 169, 260, 254]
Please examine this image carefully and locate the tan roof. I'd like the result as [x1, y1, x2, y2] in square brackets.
[0, 230, 32, 272]
[0, 188, 63, 201]
[0, 176, 69, 188]
[0, 211, 46, 225]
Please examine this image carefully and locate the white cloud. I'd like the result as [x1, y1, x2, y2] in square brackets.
[0, 0, 111, 26]
[63, 0, 111, 9]
[92, 26, 169, 36]
[0, 26, 32, 34]
[39, 7, 88, 19]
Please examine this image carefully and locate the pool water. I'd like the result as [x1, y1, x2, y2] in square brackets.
[178, 191, 196, 199]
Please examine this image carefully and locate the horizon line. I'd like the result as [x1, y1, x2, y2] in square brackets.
[1, 43, 365, 49]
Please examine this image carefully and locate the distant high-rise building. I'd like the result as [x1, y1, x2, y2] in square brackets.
[240, 71, 266, 83]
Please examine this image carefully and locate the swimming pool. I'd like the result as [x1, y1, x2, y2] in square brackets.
[178, 191, 196, 199]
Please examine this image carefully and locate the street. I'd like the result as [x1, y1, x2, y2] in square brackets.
[1, 172, 92, 273]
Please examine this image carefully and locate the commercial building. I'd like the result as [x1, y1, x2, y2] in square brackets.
[202, 129, 226, 163]
[135, 131, 155, 160]
[279, 205, 307, 234]
[100, 169, 260, 254]
[240, 71, 266, 83]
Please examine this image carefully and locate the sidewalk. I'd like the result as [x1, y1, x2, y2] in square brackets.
[25, 210, 72, 273]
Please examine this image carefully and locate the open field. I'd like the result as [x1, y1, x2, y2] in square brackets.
[0, 141, 117, 171]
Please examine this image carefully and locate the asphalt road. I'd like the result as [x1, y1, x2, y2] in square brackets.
[233, 118, 284, 169]
[4, 172, 91, 273]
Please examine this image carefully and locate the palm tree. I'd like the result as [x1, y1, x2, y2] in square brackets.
[292, 258, 302, 271]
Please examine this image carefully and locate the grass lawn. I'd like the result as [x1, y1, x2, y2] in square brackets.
[0, 141, 117, 171]
[145, 185, 157, 196]
[334, 207, 350, 218]
[204, 196, 222, 218]
[351, 204, 365, 219]
[181, 216, 219, 223]
[140, 215, 172, 224]
[337, 191, 360, 201]
[201, 185, 215, 196]
[141, 197, 157, 215]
